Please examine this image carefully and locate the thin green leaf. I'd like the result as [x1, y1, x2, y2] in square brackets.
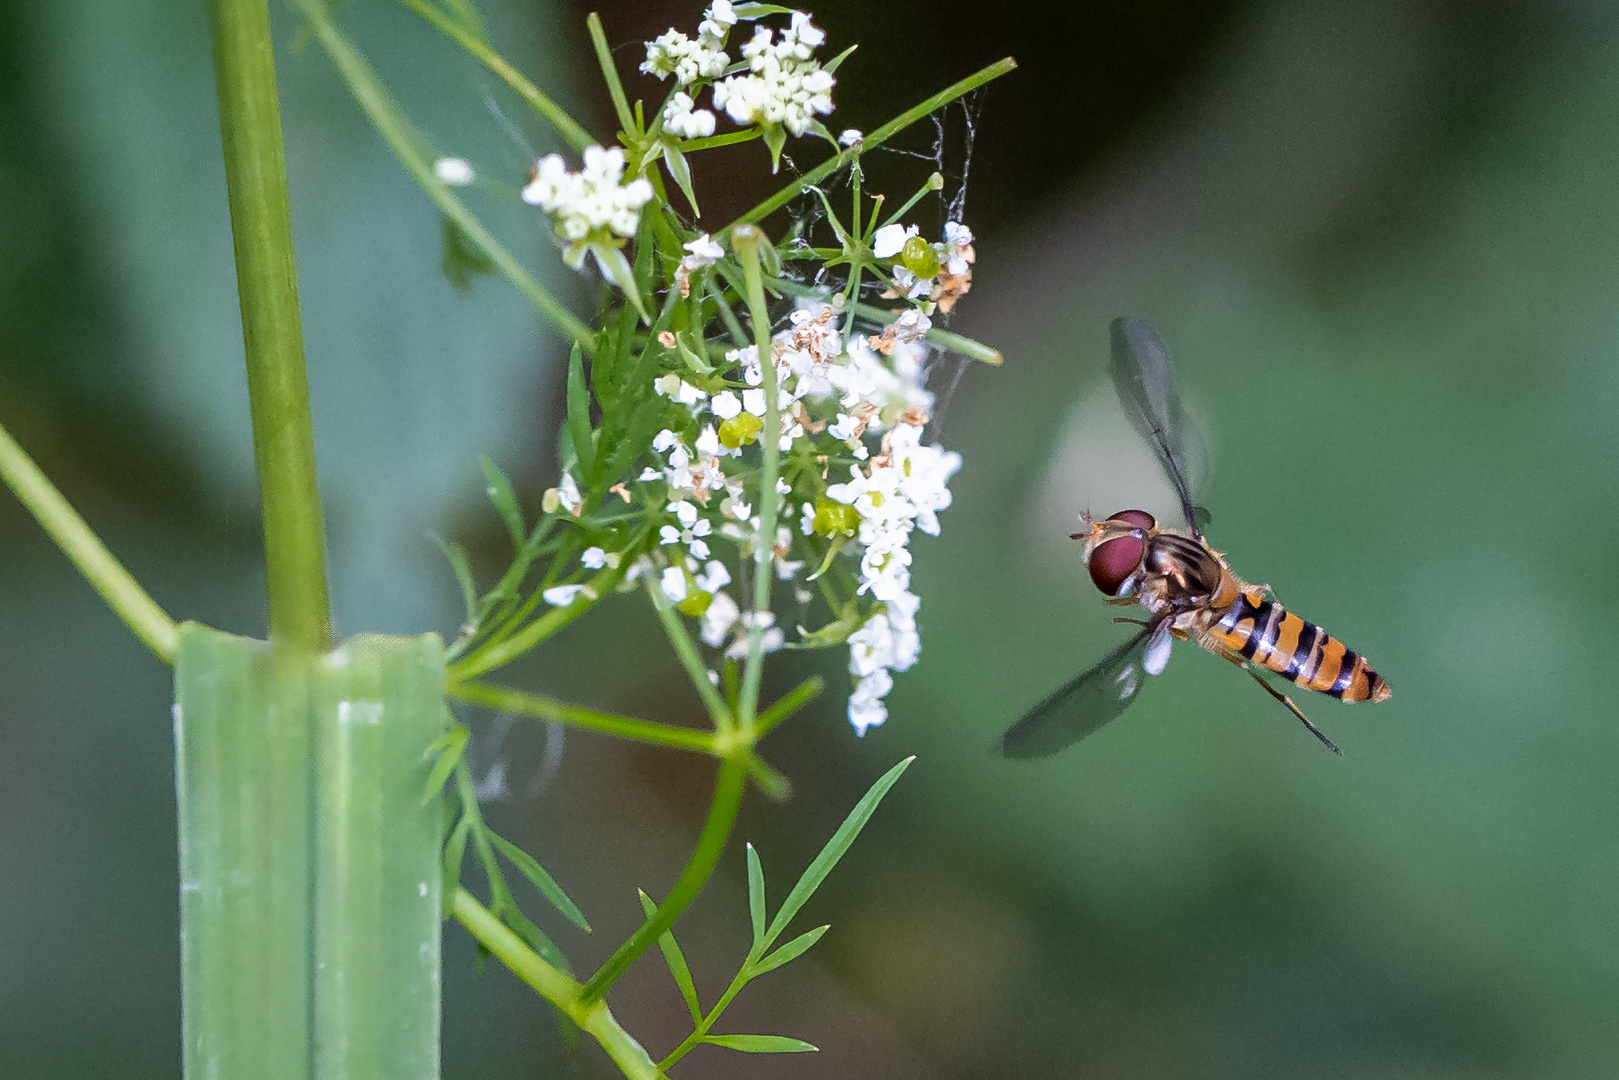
[441, 215, 496, 290]
[586, 12, 636, 136]
[441, 812, 474, 900]
[748, 924, 828, 977]
[823, 42, 857, 74]
[421, 723, 469, 804]
[505, 903, 572, 976]
[639, 889, 702, 1022]
[763, 756, 913, 948]
[591, 244, 651, 322]
[701, 1034, 818, 1054]
[489, 830, 591, 932]
[745, 843, 765, 950]
[661, 142, 701, 217]
[479, 455, 525, 549]
[565, 343, 596, 482]
[761, 123, 786, 173]
[435, 537, 479, 623]
[434, 0, 486, 40]
[732, 3, 797, 17]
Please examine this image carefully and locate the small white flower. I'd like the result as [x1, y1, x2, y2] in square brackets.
[742, 387, 767, 415]
[839, 128, 863, 147]
[675, 500, 699, 528]
[660, 525, 683, 545]
[663, 92, 717, 140]
[700, 590, 740, 646]
[582, 546, 607, 569]
[696, 560, 731, 592]
[660, 566, 688, 602]
[543, 584, 595, 607]
[871, 223, 917, 259]
[434, 157, 475, 185]
[710, 390, 742, 419]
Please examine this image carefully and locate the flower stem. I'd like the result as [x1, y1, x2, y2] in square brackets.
[295, 0, 598, 355]
[392, 0, 594, 151]
[0, 420, 179, 664]
[731, 225, 780, 731]
[579, 757, 747, 1004]
[451, 889, 662, 1080]
[448, 680, 717, 754]
[647, 577, 735, 731]
[727, 57, 1018, 232]
[211, 0, 330, 653]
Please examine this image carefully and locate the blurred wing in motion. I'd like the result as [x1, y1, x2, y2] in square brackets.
[1110, 318, 1208, 539]
[998, 622, 1160, 758]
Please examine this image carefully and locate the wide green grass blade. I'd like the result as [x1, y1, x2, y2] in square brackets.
[310, 633, 448, 1080]
[175, 624, 312, 1080]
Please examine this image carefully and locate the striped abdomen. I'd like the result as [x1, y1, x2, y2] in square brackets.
[1211, 589, 1390, 702]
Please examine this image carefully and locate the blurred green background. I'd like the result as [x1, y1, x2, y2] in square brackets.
[4, 0, 1619, 1076]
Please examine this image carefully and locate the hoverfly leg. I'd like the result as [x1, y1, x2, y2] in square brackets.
[1112, 616, 1150, 627]
[1242, 666, 1342, 756]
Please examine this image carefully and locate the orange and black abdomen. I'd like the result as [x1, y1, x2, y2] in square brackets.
[1211, 589, 1391, 702]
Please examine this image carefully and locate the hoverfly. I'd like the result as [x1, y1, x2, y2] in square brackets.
[998, 318, 1390, 758]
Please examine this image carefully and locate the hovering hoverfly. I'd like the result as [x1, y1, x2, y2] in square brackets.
[998, 318, 1390, 758]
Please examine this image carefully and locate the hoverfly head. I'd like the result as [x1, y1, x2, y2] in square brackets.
[1081, 509, 1157, 597]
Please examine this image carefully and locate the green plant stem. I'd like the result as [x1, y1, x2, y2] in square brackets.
[731, 226, 782, 732]
[658, 961, 755, 1071]
[580, 758, 747, 1004]
[753, 675, 823, 739]
[393, 0, 593, 151]
[211, 0, 330, 652]
[296, 0, 597, 355]
[647, 577, 734, 731]
[452, 889, 662, 1080]
[586, 13, 636, 136]
[0, 420, 179, 664]
[727, 57, 1018, 232]
[448, 681, 715, 754]
[447, 559, 627, 681]
[769, 276, 1003, 364]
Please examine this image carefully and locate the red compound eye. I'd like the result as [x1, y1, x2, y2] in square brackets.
[1086, 510, 1155, 595]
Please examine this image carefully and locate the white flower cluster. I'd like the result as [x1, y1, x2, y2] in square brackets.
[870, 220, 977, 313]
[521, 146, 653, 266]
[642, 2, 735, 85]
[712, 13, 835, 136]
[578, 296, 958, 734]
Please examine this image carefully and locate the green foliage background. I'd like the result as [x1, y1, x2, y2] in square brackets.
[3, 0, 1618, 1077]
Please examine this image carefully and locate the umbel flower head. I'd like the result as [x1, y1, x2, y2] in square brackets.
[643, 6, 837, 170]
[522, 145, 653, 306]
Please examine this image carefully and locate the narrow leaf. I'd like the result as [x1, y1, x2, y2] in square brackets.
[441, 813, 474, 900]
[565, 344, 596, 481]
[639, 889, 702, 1022]
[661, 142, 700, 217]
[421, 723, 469, 805]
[434, 0, 487, 40]
[489, 830, 591, 932]
[701, 1034, 818, 1054]
[745, 843, 765, 950]
[732, 3, 797, 17]
[749, 924, 828, 977]
[823, 42, 857, 74]
[435, 538, 479, 623]
[479, 455, 525, 549]
[763, 756, 913, 948]
[505, 903, 572, 976]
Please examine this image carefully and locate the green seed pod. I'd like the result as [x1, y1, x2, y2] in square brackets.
[678, 590, 713, 617]
[900, 235, 940, 279]
[718, 413, 763, 449]
[812, 497, 860, 537]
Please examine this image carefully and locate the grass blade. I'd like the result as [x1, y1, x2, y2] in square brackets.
[763, 756, 913, 948]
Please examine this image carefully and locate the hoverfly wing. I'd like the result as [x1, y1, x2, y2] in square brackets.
[997, 623, 1159, 758]
[1110, 318, 1208, 539]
